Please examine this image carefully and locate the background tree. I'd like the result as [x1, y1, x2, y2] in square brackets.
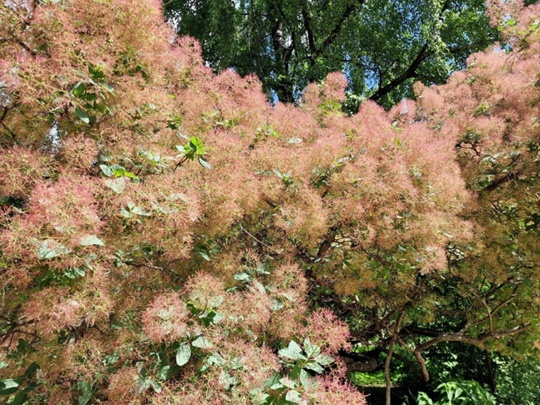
[165, 0, 499, 106]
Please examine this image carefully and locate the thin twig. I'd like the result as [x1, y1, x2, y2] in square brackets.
[239, 224, 282, 255]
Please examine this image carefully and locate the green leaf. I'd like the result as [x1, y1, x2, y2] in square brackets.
[250, 389, 270, 404]
[252, 280, 266, 294]
[132, 206, 151, 217]
[149, 379, 162, 393]
[506, 18, 517, 27]
[278, 341, 305, 361]
[279, 377, 296, 389]
[0, 379, 20, 395]
[79, 235, 105, 247]
[105, 177, 126, 194]
[175, 343, 191, 366]
[233, 272, 250, 282]
[207, 295, 223, 308]
[314, 353, 334, 366]
[109, 166, 137, 179]
[77, 381, 92, 405]
[202, 353, 224, 371]
[299, 369, 311, 389]
[101, 82, 114, 92]
[122, 170, 138, 180]
[266, 373, 284, 389]
[303, 338, 320, 357]
[12, 391, 28, 405]
[37, 240, 70, 260]
[81, 93, 97, 102]
[168, 115, 183, 130]
[304, 361, 324, 374]
[23, 362, 40, 378]
[99, 164, 113, 177]
[88, 64, 105, 81]
[71, 82, 86, 97]
[285, 389, 302, 403]
[198, 309, 222, 326]
[288, 363, 302, 380]
[219, 371, 238, 390]
[198, 156, 212, 169]
[192, 336, 213, 349]
[157, 365, 180, 381]
[195, 245, 211, 261]
[74, 106, 90, 124]
[189, 137, 205, 154]
[417, 392, 434, 405]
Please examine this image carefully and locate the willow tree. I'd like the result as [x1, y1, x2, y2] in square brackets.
[0, 0, 539, 404]
[165, 0, 499, 106]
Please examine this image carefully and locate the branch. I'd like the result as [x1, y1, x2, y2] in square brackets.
[0, 117, 18, 145]
[385, 311, 406, 405]
[483, 169, 522, 191]
[369, 42, 429, 101]
[316, 225, 338, 259]
[369, 0, 451, 102]
[239, 223, 282, 255]
[339, 350, 379, 373]
[129, 261, 176, 279]
[312, 0, 366, 59]
[397, 337, 430, 382]
[466, 283, 520, 329]
[491, 284, 520, 316]
[414, 323, 531, 353]
[300, 0, 317, 55]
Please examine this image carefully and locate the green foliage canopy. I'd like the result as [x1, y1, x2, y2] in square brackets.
[165, 0, 498, 106]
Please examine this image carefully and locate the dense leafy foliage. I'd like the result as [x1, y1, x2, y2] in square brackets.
[0, 0, 539, 403]
[165, 0, 499, 106]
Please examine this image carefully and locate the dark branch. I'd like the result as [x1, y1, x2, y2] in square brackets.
[313, 0, 366, 59]
[369, 0, 451, 102]
[300, 0, 317, 55]
[316, 225, 338, 259]
[413, 323, 531, 353]
[369, 42, 429, 101]
[339, 349, 379, 373]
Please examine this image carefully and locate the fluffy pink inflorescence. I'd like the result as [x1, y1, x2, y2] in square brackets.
[300, 309, 351, 354]
[307, 376, 368, 404]
[142, 292, 191, 342]
[106, 367, 140, 403]
[0, 147, 54, 198]
[486, 0, 524, 26]
[183, 272, 226, 309]
[23, 279, 113, 337]
[29, 174, 102, 237]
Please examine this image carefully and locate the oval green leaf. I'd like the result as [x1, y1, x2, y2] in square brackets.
[75, 106, 90, 124]
[176, 343, 191, 366]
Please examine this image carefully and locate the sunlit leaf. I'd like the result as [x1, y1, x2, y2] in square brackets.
[192, 336, 213, 349]
[175, 343, 191, 366]
[79, 235, 105, 247]
[74, 106, 90, 124]
[0, 379, 20, 395]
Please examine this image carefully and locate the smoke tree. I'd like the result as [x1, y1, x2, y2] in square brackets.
[409, 0, 540, 361]
[0, 0, 538, 403]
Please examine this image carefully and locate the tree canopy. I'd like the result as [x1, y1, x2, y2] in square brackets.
[165, 0, 499, 106]
[0, 0, 539, 404]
